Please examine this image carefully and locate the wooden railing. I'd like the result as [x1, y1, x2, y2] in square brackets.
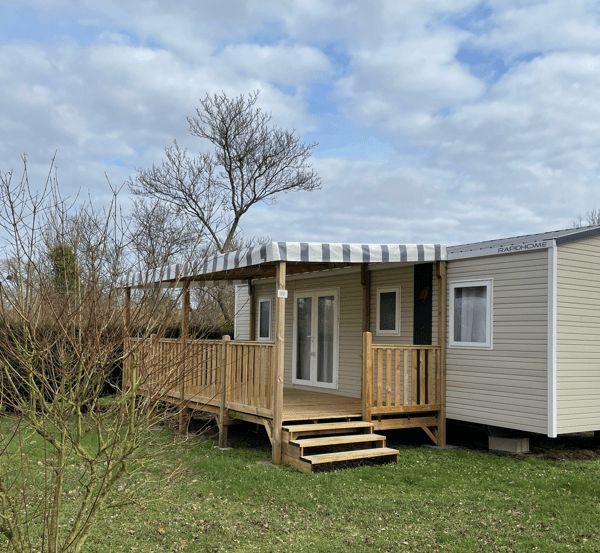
[227, 341, 274, 415]
[123, 336, 275, 416]
[362, 332, 441, 420]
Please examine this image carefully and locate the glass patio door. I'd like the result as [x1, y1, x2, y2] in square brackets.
[293, 290, 338, 389]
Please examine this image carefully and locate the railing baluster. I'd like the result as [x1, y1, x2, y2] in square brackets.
[258, 346, 265, 407]
[428, 349, 434, 405]
[403, 349, 409, 406]
[250, 345, 257, 407]
[231, 345, 238, 403]
[243, 345, 250, 406]
[411, 349, 418, 406]
[267, 346, 273, 410]
[377, 348, 383, 408]
[386, 348, 392, 407]
[394, 350, 400, 408]
[420, 349, 426, 405]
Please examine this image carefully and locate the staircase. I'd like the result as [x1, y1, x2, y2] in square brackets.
[281, 421, 399, 473]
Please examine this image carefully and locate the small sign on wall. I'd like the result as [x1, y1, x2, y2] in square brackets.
[277, 289, 288, 299]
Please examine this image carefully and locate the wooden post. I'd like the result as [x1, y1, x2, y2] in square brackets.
[178, 282, 191, 434]
[272, 261, 286, 464]
[361, 264, 371, 334]
[219, 335, 231, 448]
[362, 331, 373, 421]
[436, 261, 447, 447]
[182, 282, 190, 340]
[249, 280, 256, 341]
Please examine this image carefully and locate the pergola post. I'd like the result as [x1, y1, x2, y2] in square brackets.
[249, 280, 256, 341]
[179, 282, 192, 434]
[182, 281, 190, 339]
[272, 261, 286, 464]
[436, 261, 447, 447]
[361, 263, 371, 334]
[361, 264, 372, 421]
[219, 334, 231, 448]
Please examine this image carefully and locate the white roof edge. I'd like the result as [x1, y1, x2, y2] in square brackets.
[447, 226, 600, 260]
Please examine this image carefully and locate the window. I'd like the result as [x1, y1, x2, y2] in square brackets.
[449, 279, 493, 348]
[376, 287, 400, 336]
[257, 298, 271, 340]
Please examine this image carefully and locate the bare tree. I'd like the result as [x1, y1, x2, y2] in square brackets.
[129, 198, 201, 271]
[573, 208, 600, 228]
[127, 90, 321, 255]
[0, 157, 194, 553]
[127, 91, 320, 324]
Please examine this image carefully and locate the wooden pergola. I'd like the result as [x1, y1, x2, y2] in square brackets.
[121, 242, 447, 464]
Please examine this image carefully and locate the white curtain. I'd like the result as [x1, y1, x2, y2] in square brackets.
[296, 297, 312, 380]
[455, 286, 487, 343]
[317, 296, 335, 383]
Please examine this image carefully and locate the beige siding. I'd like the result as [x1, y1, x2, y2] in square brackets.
[556, 236, 600, 433]
[369, 263, 438, 346]
[233, 285, 251, 340]
[254, 268, 363, 398]
[446, 250, 549, 433]
[287, 270, 363, 398]
[253, 263, 438, 399]
[370, 267, 413, 346]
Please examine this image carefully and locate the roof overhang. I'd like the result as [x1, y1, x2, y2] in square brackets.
[447, 225, 600, 260]
[120, 241, 447, 288]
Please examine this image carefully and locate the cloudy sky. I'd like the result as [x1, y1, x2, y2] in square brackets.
[2, 0, 600, 247]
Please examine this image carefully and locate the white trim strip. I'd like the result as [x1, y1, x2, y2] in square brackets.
[547, 240, 558, 437]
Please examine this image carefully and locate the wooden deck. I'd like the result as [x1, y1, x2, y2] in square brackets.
[123, 332, 446, 458]
[149, 386, 362, 422]
[282, 388, 362, 422]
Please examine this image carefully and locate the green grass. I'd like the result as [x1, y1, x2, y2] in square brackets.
[7, 424, 600, 552]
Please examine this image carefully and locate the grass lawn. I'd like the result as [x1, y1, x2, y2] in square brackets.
[6, 421, 600, 552]
[79, 425, 600, 553]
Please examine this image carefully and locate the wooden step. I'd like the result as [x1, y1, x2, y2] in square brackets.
[291, 433, 386, 449]
[303, 447, 400, 465]
[282, 421, 374, 440]
[281, 421, 399, 473]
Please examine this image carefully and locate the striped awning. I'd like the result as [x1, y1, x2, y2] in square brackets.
[120, 241, 446, 288]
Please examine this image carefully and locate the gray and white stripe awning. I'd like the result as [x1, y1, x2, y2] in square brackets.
[120, 241, 446, 288]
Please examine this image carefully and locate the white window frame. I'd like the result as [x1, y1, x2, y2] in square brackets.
[376, 286, 401, 336]
[449, 278, 493, 349]
[292, 288, 340, 390]
[257, 297, 272, 341]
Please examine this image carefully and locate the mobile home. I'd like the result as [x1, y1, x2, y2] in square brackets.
[121, 226, 600, 470]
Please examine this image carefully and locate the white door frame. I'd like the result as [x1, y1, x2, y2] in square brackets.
[291, 288, 339, 389]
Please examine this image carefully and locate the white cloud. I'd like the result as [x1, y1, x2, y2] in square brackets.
[478, 0, 600, 57]
[329, 2, 486, 132]
[216, 44, 333, 86]
[2, 0, 600, 247]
